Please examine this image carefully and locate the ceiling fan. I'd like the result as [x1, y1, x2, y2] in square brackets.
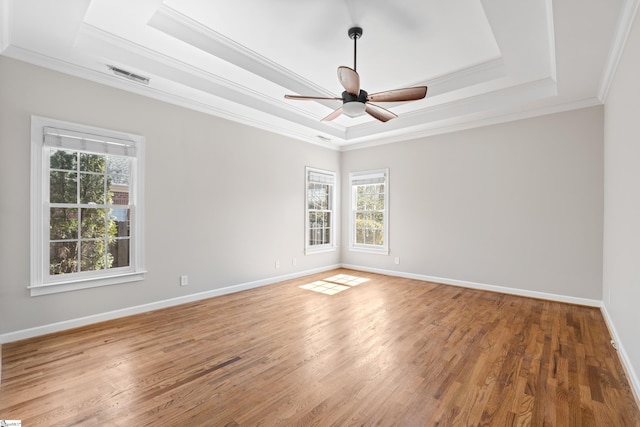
[285, 27, 427, 123]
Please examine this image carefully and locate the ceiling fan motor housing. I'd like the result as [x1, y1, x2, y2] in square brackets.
[342, 89, 368, 117]
[342, 89, 368, 104]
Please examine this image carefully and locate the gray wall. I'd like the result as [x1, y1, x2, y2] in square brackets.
[0, 56, 609, 340]
[603, 7, 640, 394]
[341, 107, 604, 301]
[0, 56, 340, 335]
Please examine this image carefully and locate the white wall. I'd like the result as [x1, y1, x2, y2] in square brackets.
[0, 56, 340, 337]
[603, 6, 640, 396]
[341, 107, 604, 302]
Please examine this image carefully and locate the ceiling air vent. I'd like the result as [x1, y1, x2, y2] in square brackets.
[108, 65, 150, 85]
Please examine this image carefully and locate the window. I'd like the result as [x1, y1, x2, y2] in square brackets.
[349, 169, 389, 254]
[30, 116, 145, 296]
[305, 167, 336, 254]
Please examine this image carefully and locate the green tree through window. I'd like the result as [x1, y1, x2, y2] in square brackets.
[31, 117, 144, 296]
[49, 149, 123, 275]
[349, 169, 389, 254]
[354, 183, 385, 246]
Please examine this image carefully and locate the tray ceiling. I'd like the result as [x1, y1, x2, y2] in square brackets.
[0, 0, 635, 149]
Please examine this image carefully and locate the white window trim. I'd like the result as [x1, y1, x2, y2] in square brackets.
[349, 168, 389, 255]
[30, 116, 146, 296]
[305, 166, 337, 255]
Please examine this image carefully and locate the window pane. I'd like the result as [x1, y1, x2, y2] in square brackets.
[50, 171, 77, 203]
[50, 241, 78, 275]
[81, 208, 107, 238]
[109, 208, 130, 238]
[111, 186, 129, 206]
[80, 153, 106, 173]
[80, 173, 106, 204]
[356, 186, 366, 210]
[323, 228, 331, 245]
[80, 240, 108, 271]
[50, 208, 78, 240]
[50, 149, 77, 171]
[375, 188, 385, 210]
[307, 184, 315, 210]
[109, 238, 130, 268]
[308, 184, 329, 210]
[373, 212, 384, 229]
[364, 227, 374, 245]
[319, 184, 329, 209]
[107, 156, 130, 184]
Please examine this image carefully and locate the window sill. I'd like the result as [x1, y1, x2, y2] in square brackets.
[29, 271, 146, 296]
[305, 246, 337, 255]
[349, 246, 389, 255]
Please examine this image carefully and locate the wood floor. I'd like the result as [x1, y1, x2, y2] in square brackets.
[1, 269, 639, 426]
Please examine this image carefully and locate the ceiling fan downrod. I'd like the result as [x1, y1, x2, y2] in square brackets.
[348, 27, 363, 71]
[283, 25, 427, 123]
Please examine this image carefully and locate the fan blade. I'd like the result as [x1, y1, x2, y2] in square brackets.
[365, 103, 397, 122]
[337, 66, 360, 95]
[367, 86, 428, 102]
[285, 95, 342, 101]
[321, 107, 343, 122]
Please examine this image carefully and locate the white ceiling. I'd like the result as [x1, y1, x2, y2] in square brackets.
[0, 0, 636, 149]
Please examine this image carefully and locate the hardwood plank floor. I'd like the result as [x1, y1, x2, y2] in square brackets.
[1, 269, 639, 426]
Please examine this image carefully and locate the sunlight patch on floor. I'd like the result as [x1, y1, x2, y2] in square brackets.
[324, 274, 370, 286]
[299, 274, 370, 295]
[300, 281, 350, 295]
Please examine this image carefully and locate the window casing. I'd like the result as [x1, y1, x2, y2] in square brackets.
[30, 116, 145, 296]
[305, 167, 336, 254]
[349, 169, 389, 254]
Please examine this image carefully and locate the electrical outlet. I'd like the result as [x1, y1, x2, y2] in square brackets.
[180, 275, 188, 286]
[275, 260, 280, 269]
[394, 257, 400, 265]
[292, 257, 297, 267]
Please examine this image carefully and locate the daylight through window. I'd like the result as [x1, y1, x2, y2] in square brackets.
[349, 169, 389, 254]
[305, 167, 336, 254]
[30, 117, 145, 295]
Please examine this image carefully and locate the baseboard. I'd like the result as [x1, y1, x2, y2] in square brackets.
[341, 264, 602, 307]
[3, 263, 638, 407]
[0, 264, 340, 344]
[600, 305, 640, 405]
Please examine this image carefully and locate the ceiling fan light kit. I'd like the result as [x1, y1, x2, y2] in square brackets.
[285, 26, 427, 123]
[342, 101, 367, 117]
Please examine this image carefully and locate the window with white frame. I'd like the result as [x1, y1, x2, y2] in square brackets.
[30, 116, 145, 296]
[349, 169, 389, 254]
[305, 167, 336, 254]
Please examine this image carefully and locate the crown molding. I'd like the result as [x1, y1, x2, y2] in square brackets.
[75, 24, 346, 140]
[340, 96, 601, 151]
[2, 45, 341, 150]
[344, 76, 557, 142]
[598, 0, 640, 102]
[5, 39, 591, 153]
